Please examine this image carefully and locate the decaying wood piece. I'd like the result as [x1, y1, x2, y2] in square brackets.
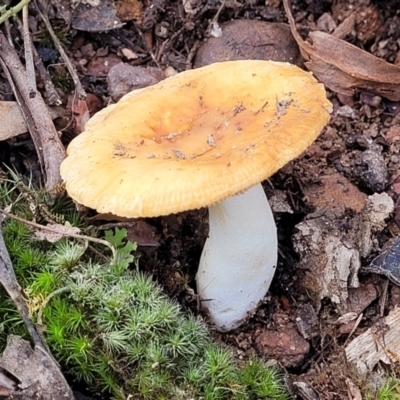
[0, 32, 65, 191]
[283, 0, 400, 101]
[293, 215, 361, 313]
[0, 336, 75, 400]
[345, 307, 400, 375]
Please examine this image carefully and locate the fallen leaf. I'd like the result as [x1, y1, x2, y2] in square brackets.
[0, 102, 66, 141]
[0, 102, 28, 140]
[35, 223, 81, 243]
[283, 0, 400, 101]
[68, 93, 102, 134]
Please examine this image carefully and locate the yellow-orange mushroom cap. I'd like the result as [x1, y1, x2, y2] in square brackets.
[61, 60, 332, 217]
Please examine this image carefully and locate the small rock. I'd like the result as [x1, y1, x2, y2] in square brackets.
[389, 285, 400, 307]
[339, 320, 358, 334]
[345, 134, 369, 150]
[107, 63, 164, 101]
[269, 190, 293, 214]
[273, 313, 290, 326]
[194, 20, 301, 68]
[304, 143, 324, 159]
[293, 216, 361, 312]
[164, 66, 178, 77]
[359, 145, 387, 192]
[121, 48, 139, 60]
[347, 283, 379, 314]
[255, 327, 310, 368]
[317, 12, 337, 32]
[320, 139, 333, 150]
[86, 53, 121, 76]
[303, 173, 367, 215]
[386, 125, 400, 144]
[336, 105, 356, 119]
[296, 303, 319, 340]
[361, 92, 382, 108]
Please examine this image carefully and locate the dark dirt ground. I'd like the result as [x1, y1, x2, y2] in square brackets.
[2, 0, 400, 399]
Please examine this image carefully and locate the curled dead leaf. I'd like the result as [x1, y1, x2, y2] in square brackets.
[283, 0, 400, 101]
[35, 223, 81, 243]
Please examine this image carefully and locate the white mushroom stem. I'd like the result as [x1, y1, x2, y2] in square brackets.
[196, 183, 278, 332]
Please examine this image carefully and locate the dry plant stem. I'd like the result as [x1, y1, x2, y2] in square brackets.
[186, 40, 201, 69]
[0, 209, 117, 260]
[133, 23, 161, 68]
[379, 279, 389, 317]
[0, 0, 30, 25]
[156, 26, 184, 62]
[344, 312, 363, 347]
[22, 4, 36, 98]
[0, 32, 65, 190]
[207, 0, 226, 34]
[3, 20, 14, 48]
[34, 0, 86, 99]
[14, 15, 62, 105]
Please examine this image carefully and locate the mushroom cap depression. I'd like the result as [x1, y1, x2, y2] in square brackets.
[61, 60, 332, 217]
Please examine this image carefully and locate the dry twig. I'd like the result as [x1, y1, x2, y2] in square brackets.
[0, 209, 117, 260]
[0, 32, 65, 190]
[13, 15, 62, 105]
[34, 0, 86, 99]
[22, 4, 36, 98]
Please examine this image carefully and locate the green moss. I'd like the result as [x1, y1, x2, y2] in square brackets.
[0, 178, 289, 399]
[365, 375, 400, 400]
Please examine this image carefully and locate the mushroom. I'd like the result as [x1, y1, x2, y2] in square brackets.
[60, 60, 332, 331]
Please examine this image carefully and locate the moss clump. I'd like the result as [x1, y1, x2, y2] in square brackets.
[0, 180, 288, 399]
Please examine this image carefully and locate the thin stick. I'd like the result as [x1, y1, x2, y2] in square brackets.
[0, 32, 66, 190]
[14, 18, 59, 104]
[0, 209, 117, 260]
[22, 4, 36, 98]
[34, 0, 86, 99]
[207, 0, 226, 35]
[13, 14, 62, 105]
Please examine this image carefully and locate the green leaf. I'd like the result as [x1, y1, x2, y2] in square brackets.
[104, 228, 137, 271]
[104, 228, 129, 248]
